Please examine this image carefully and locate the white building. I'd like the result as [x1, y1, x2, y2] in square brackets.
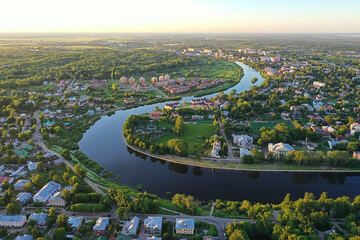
[33, 181, 61, 203]
[313, 81, 326, 88]
[232, 134, 253, 148]
[0, 215, 27, 228]
[175, 218, 195, 235]
[268, 143, 294, 157]
[239, 148, 251, 159]
[144, 217, 162, 236]
[48, 192, 66, 207]
[350, 123, 360, 136]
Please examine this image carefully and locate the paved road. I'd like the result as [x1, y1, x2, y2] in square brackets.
[33, 111, 106, 196]
[218, 117, 235, 160]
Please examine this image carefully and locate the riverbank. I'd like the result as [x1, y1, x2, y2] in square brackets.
[123, 132, 360, 173]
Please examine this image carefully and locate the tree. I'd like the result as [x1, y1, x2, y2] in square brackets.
[229, 229, 248, 240]
[53, 227, 66, 240]
[61, 149, 71, 160]
[36, 162, 45, 172]
[74, 164, 86, 179]
[31, 227, 41, 239]
[6, 203, 21, 215]
[1, 180, 10, 190]
[0, 227, 7, 238]
[56, 214, 69, 229]
[167, 139, 188, 156]
[24, 182, 32, 192]
[117, 207, 129, 219]
[174, 116, 184, 136]
[47, 207, 57, 227]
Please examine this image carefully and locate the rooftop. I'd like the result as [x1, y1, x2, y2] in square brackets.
[0, 215, 26, 223]
[175, 218, 195, 230]
[28, 213, 48, 225]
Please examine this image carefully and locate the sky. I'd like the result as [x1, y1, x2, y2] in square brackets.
[0, 0, 359, 33]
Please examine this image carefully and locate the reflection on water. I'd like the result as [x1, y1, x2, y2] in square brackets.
[79, 62, 360, 203]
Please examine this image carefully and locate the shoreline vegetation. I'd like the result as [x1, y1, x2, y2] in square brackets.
[123, 131, 360, 173]
[43, 58, 246, 210]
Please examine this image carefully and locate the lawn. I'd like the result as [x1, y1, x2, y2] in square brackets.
[248, 120, 294, 132]
[155, 123, 214, 152]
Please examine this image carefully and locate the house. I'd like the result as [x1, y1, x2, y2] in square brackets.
[232, 135, 253, 148]
[48, 192, 66, 207]
[93, 218, 110, 234]
[268, 143, 294, 157]
[28, 213, 48, 227]
[68, 217, 84, 231]
[14, 180, 30, 191]
[15, 234, 33, 240]
[16, 192, 32, 205]
[350, 123, 360, 136]
[239, 148, 251, 159]
[313, 81, 326, 88]
[0, 215, 27, 227]
[353, 152, 360, 160]
[54, 159, 64, 166]
[146, 237, 162, 240]
[33, 181, 61, 203]
[328, 139, 349, 149]
[0, 177, 13, 185]
[149, 111, 161, 120]
[27, 162, 37, 171]
[322, 126, 335, 133]
[144, 217, 162, 236]
[124, 216, 139, 236]
[87, 110, 95, 115]
[192, 115, 204, 121]
[175, 218, 195, 235]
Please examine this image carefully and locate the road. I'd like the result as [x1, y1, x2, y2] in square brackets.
[218, 117, 235, 160]
[33, 111, 106, 196]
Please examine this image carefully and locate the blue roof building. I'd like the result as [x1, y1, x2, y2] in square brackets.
[27, 162, 37, 171]
[28, 213, 48, 226]
[93, 218, 110, 234]
[0, 215, 27, 227]
[16, 192, 32, 205]
[87, 110, 95, 115]
[15, 235, 33, 240]
[33, 181, 61, 203]
[14, 180, 30, 191]
[124, 216, 139, 235]
[175, 218, 195, 235]
[68, 217, 84, 231]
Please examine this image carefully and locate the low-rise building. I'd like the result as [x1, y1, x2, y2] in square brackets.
[48, 192, 66, 207]
[15, 235, 33, 240]
[175, 218, 195, 235]
[353, 151, 360, 160]
[68, 217, 84, 231]
[232, 134, 253, 148]
[16, 192, 32, 205]
[28, 213, 48, 227]
[144, 217, 162, 236]
[268, 143, 294, 157]
[33, 181, 61, 203]
[14, 180, 30, 191]
[124, 216, 139, 236]
[93, 217, 110, 234]
[0, 215, 27, 227]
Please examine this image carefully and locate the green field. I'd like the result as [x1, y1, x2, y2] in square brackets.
[155, 123, 215, 152]
[248, 121, 294, 132]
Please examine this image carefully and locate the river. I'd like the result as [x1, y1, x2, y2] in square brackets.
[79, 62, 360, 203]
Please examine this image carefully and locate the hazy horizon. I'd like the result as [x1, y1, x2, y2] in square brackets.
[1, 0, 359, 33]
